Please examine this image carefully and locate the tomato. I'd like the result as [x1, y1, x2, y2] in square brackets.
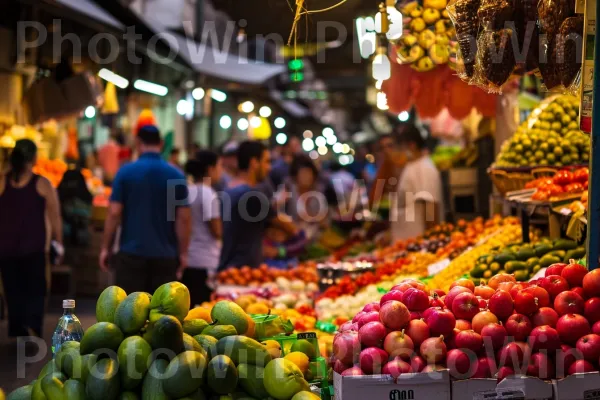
[547, 184, 565, 196]
[532, 191, 550, 201]
[565, 183, 584, 193]
[553, 170, 574, 186]
[573, 167, 589, 183]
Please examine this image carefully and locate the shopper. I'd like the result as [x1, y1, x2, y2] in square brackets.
[219, 141, 297, 270]
[99, 125, 191, 293]
[270, 136, 301, 188]
[182, 151, 222, 306]
[219, 141, 239, 189]
[169, 148, 183, 172]
[391, 125, 443, 241]
[0, 139, 62, 337]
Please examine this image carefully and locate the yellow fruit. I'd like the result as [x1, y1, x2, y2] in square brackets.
[409, 45, 426, 61]
[415, 56, 435, 71]
[410, 18, 426, 32]
[442, 9, 449, 18]
[262, 340, 282, 358]
[246, 303, 270, 315]
[435, 20, 447, 34]
[410, 5, 423, 17]
[429, 43, 450, 64]
[284, 352, 310, 374]
[185, 306, 212, 323]
[422, 8, 441, 25]
[292, 391, 320, 400]
[424, 0, 448, 10]
[401, 1, 420, 14]
[418, 30, 436, 49]
[402, 34, 418, 47]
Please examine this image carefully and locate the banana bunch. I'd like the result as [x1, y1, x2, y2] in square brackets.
[396, 0, 456, 71]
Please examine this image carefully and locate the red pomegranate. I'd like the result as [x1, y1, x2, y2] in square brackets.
[357, 311, 380, 328]
[405, 319, 430, 347]
[514, 291, 540, 315]
[380, 290, 404, 306]
[426, 308, 456, 337]
[455, 330, 483, 352]
[402, 288, 430, 311]
[358, 321, 387, 348]
[341, 366, 364, 376]
[473, 356, 497, 378]
[383, 330, 414, 360]
[446, 349, 476, 379]
[444, 286, 472, 309]
[420, 336, 447, 364]
[593, 321, 600, 335]
[363, 302, 381, 312]
[496, 366, 515, 382]
[333, 331, 361, 365]
[472, 311, 499, 333]
[455, 319, 472, 331]
[474, 285, 496, 300]
[382, 359, 413, 378]
[379, 300, 411, 331]
[410, 355, 426, 372]
[359, 347, 389, 374]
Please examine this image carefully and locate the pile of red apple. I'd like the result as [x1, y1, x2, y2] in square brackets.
[332, 260, 600, 381]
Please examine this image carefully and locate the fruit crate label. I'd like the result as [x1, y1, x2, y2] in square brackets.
[580, 0, 596, 133]
[584, 389, 600, 399]
[427, 258, 451, 276]
[474, 388, 525, 399]
[297, 332, 317, 340]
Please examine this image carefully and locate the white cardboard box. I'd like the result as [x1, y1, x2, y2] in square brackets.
[451, 376, 553, 400]
[334, 370, 451, 400]
[553, 372, 600, 399]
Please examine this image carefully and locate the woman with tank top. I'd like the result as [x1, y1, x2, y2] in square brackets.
[0, 139, 62, 337]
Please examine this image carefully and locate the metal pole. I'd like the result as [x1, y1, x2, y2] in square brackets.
[586, 0, 600, 270]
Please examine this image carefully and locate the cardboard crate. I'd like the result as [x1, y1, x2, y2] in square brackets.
[553, 372, 600, 400]
[334, 369, 451, 400]
[452, 376, 553, 400]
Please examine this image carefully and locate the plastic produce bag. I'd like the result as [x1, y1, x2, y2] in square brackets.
[477, 0, 514, 30]
[476, 28, 517, 90]
[556, 16, 584, 89]
[447, 0, 481, 80]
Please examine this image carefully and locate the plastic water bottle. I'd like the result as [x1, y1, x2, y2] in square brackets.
[51, 299, 84, 357]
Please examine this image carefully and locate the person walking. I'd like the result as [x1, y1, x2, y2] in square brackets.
[99, 125, 191, 293]
[182, 150, 222, 306]
[0, 139, 62, 337]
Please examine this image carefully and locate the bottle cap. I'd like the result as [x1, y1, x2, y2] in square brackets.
[63, 299, 76, 309]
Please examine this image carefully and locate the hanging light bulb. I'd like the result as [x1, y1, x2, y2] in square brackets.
[372, 47, 391, 81]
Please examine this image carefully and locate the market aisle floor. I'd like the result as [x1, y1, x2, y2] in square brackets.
[0, 296, 97, 393]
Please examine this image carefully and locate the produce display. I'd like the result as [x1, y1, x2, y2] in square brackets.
[7, 282, 324, 400]
[332, 261, 600, 381]
[217, 264, 319, 287]
[526, 167, 589, 201]
[495, 95, 589, 168]
[396, 0, 456, 71]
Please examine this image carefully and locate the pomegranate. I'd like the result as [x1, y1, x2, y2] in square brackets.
[556, 344, 580, 377]
[526, 352, 554, 379]
[432, 289, 446, 297]
[357, 311, 380, 328]
[514, 291, 540, 315]
[594, 321, 600, 335]
[338, 321, 358, 333]
[420, 336, 447, 364]
[341, 366, 364, 376]
[429, 293, 445, 308]
[554, 291, 585, 316]
[481, 323, 507, 351]
[496, 366, 515, 382]
[383, 330, 414, 360]
[402, 288, 430, 312]
[380, 290, 404, 306]
[556, 314, 591, 345]
[405, 319, 430, 347]
[333, 331, 361, 365]
[455, 330, 483, 352]
[478, 297, 488, 309]
[426, 308, 456, 336]
[562, 262, 588, 288]
[379, 300, 411, 331]
[422, 307, 438, 322]
[576, 334, 600, 362]
[546, 263, 568, 277]
[472, 311, 499, 333]
[541, 275, 570, 299]
[352, 311, 366, 324]
[333, 360, 351, 374]
[450, 278, 475, 292]
[497, 281, 517, 293]
[382, 359, 413, 379]
[452, 292, 481, 321]
[498, 342, 524, 369]
[401, 278, 427, 291]
[585, 298, 600, 323]
[531, 307, 559, 328]
[473, 356, 496, 378]
[474, 285, 496, 300]
[363, 302, 381, 312]
[359, 347, 389, 374]
[528, 325, 561, 352]
[358, 321, 387, 348]
[445, 329, 458, 349]
[446, 349, 475, 379]
[410, 355, 427, 372]
[444, 286, 472, 309]
[488, 290, 514, 320]
[455, 319, 472, 331]
[505, 314, 533, 342]
[568, 359, 597, 375]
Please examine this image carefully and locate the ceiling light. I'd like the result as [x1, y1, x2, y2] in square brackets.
[133, 79, 168, 96]
[192, 88, 205, 100]
[398, 111, 410, 122]
[220, 115, 232, 129]
[237, 118, 249, 131]
[259, 106, 272, 118]
[315, 136, 327, 147]
[84, 106, 96, 119]
[211, 89, 227, 102]
[176, 99, 192, 116]
[276, 133, 288, 145]
[302, 138, 315, 152]
[98, 69, 129, 89]
[239, 101, 255, 113]
[274, 117, 286, 129]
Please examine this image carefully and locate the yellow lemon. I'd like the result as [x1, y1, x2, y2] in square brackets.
[284, 352, 310, 374]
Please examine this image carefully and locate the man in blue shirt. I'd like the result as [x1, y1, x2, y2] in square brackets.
[219, 141, 297, 270]
[99, 125, 191, 293]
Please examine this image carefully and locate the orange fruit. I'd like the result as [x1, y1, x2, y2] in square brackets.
[284, 352, 310, 374]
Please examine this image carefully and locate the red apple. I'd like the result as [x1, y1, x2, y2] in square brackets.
[514, 291, 540, 315]
[481, 323, 507, 351]
[472, 311, 499, 333]
[541, 275, 571, 299]
[359, 347, 389, 374]
[489, 290, 514, 320]
[497, 366, 515, 382]
[562, 262, 588, 288]
[445, 329, 458, 349]
[422, 307, 438, 322]
[478, 297, 488, 309]
[556, 344, 580, 378]
[473, 356, 497, 378]
[426, 308, 456, 337]
[546, 263, 568, 277]
[455, 319, 472, 331]
[410, 311, 422, 320]
[333, 359, 351, 374]
[522, 286, 551, 307]
[527, 352, 555, 379]
[380, 300, 411, 331]
[572, 287, 585, 298]
[382, 359, 413, 378]
[359, 321, 387, 348]
[380, 290, 404, 306]
[363, 302, 381, 312]
[444, 286, 472, 309]
[509, 283, 528, 300]
[357, 311, 380, 328]
[528, 325, 561, 352]
[447, 349, 475, 378]
[383, 330, 414, 360]
[450, 278, 475, 293]
[420, 336, 447, 364]
[576, 334, 600, 361]
[505, 314, 533, 342]
[554, 291, 585, 316]
[585, 298, 600, 323]
[432, 289, 446, 297]
[531, 307, 559, 328]
[333, 331, 361, 365]
[341, 366, 364, 376]
[410, 355, 426, 372]
[557, 314, 592, 345]
[452, 292, 481, 321]
[352, 311, 366, 324]
[391, 283, 413, 293]
[498, 342, 524, 369]
[475, 285, 496, 300]
[568, 359, 596, 375]
[594, 321, 600, 335]
[429, 293, 444, 308]
[402, 288, 430, 312]
[401, 278, 427, 291]
[405, 319, 430, 346]
[455, 330, 483, 352]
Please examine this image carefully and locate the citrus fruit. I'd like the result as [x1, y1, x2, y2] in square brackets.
[284, 352, 310, 374]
